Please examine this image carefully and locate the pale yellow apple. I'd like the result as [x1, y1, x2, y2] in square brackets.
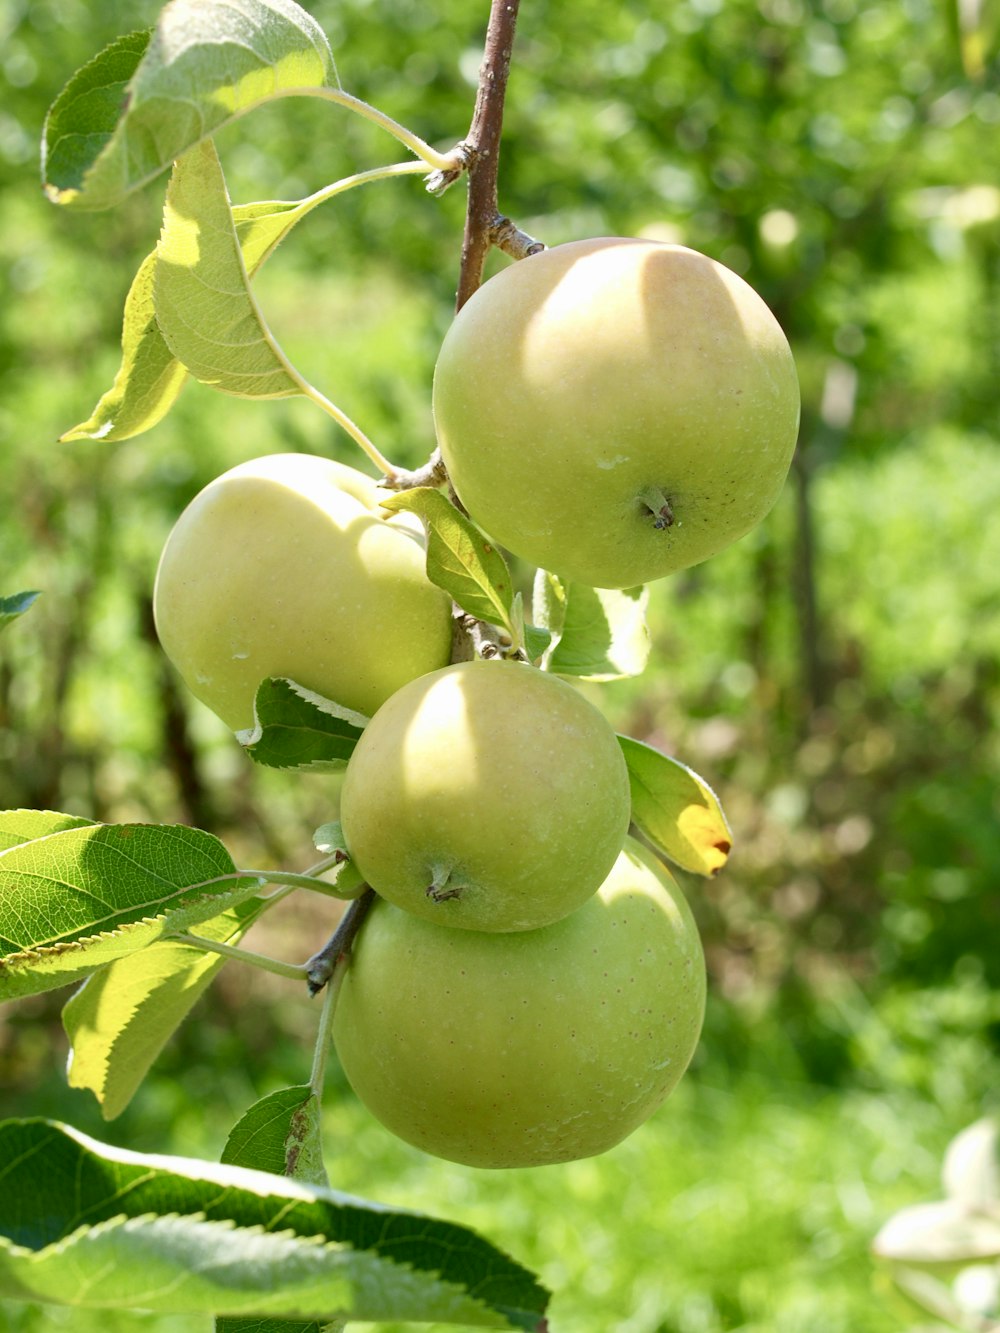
[432, 237, 800, 589]
[153, 453, 453, 730]
[333, 838, 706, 1168]
[339, 659, 630, 932]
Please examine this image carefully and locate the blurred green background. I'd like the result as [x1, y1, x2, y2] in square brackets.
[1, 0, 998, 1330]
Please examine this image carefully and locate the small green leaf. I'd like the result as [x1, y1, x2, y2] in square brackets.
[381, 488, 515, 631]
[536, 573, 650, 680]
[155, 138, 303, 399]
[0, 823, 262, 1001]
[239, 678, 368, 771]
[0, 591, 41, 632]
[531, 569, 566, 638]
[0, 1119, 550, 1329]
[63, 896, 272, 1120]
[522, 623, 553, 663]
[222, 1086, 329, 1187]
[618, 736, 733, 877]
[313, 822, 349, 859]
[43, 1, 335, 210]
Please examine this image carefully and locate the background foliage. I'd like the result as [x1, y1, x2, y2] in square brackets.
[0, 0, 997, 1329]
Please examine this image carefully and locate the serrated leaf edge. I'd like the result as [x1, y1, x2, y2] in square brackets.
[237, 678, 370, 748]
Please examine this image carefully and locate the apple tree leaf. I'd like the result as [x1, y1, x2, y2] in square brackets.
[0, 822, 266, 1001]
[59, 251, 189, 443]
[237, 678, 368, 771]
[380, 488, 515, 632]
[0, 591, 41, 632]
[43, 1, 335, 210]
[221, 1085, 330, 1187]
[0, 809, 96, 853]
[155, 138, 306, 399]
[217, 1088, 338, 1333]
[313, 822, 350, 859]
[0, 1119, 550, 1329]
[60, 189, 338, 444]
[507, 592, 551, 664]
[63, 895, 273, 1121]
[618, 736, 733, 877]
[534, 572, 650, 680]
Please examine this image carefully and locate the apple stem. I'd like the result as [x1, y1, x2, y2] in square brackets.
[305, 887, 376, 997]
[638, 486, 676, 530]
[380, 447, 450, 492]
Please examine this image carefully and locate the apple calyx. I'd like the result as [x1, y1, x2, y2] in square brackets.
[638, 486, 675, 530]
[426, 864, 464, 903]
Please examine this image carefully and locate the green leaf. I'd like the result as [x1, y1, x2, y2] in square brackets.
[221, 1086, 329, 1187]
[618, 736, 733, 877]
[43, 1, 335, 210]
[42, 29, 151, 204]
[534, 572, 650, 680]
[0, 1120, 550, 1329]
[0, 823, 262, 1001]
[61, 192, 330, 444]
[381, 488, 515, 631]
[313, 822, 350, 859]
[238, 678, 368, 771]
[63, 896, 273, 1120]
[59, 252, 189, 443]
[0, 591, 41, 633]
[0, 809, 95, 854]
[155, 138, 304, 399]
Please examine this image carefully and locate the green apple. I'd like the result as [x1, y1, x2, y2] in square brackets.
[339, 659, 630, 932]
[432, 237, 800, 589]
[153, 453, 453, 731]
[333, 838, 706, 1168]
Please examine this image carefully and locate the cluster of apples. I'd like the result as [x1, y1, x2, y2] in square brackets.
[153, 238, 799, 1168]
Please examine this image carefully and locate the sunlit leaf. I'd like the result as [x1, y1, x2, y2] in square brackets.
[63, 896, 272, 1120]
[0, 823, 263, 1000]
[155, 138, 303, 398]
[61, 192, 329, 444]
[0, 591, 41, 633]
[0, 809, 95, 854]
[618, 736, 733, 877]
[43, 1, 335, 210]
[238, 678, 368, 771]
[535, 573, 650, 680]
[381, 488, 515, 631]
[59, 253, 189, 442]
[0, 1120, 550, 1329]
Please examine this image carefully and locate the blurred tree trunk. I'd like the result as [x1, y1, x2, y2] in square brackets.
[136, 591, 218, 831]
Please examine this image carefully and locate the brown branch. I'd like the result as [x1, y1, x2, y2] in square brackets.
[455, 0, 522, 311]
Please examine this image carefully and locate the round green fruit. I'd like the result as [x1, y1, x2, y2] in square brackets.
[432, 237, 800, 589]
[339, 659, 630, 932]
[153, 453, 453, 731]
[333, 838, 706, 1168]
